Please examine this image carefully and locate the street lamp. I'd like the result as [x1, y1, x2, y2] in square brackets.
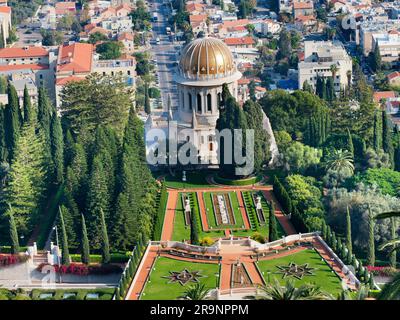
[53, 226, 62, 283]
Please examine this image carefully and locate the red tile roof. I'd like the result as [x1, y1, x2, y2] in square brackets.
[57, 43, 93, 74]
[189, 14, 207, 23]
[55, 1, 76, 15]
[186, 3, 205, 13]
[56, 76, 85, 86]
[220, 19, 249, 28]
[0, 46, 48, 58]
[118, 32, 134, 41]
[224, 36, 255, 46]
[373, 91, 396, 103]
[0, 63, 48, 71]
[0, 6, 11, 14]
[293, 1, 313, 9]
[387, 71, 400, 81]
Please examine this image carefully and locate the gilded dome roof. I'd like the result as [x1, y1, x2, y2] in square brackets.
[178, 37, 236, 80]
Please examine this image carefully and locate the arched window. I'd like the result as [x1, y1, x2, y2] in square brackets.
[197, 94, 202, 112]
[209, 143, 213, 151]
[188, 93, 192, 110]
[207, 93, 212, 112]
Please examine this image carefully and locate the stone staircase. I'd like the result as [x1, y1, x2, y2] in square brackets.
[32, 252, 48, 266]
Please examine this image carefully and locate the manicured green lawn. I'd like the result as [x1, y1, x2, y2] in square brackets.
[256, 248, 344, 294]
[141, 257, 220, 300]
[172, 193, 224, 241]
[203, 192, 245, 230]
[172, 193, 191, 242]
[164, 172, 212, 189]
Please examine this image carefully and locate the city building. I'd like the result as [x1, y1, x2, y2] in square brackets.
[292, 1, 314, 19]
[372, 33, 400, 64]
[298, 41, 352, 93]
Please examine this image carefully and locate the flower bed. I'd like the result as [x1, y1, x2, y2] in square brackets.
[0, 254, 30, 268]
[36, 263, 123, 276]
[366, 266, 399, 277]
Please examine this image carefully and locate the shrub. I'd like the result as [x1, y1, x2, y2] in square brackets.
[36, 263, 122, 275]
[251, 232, 266, 244]
[199, 237, 214, 246]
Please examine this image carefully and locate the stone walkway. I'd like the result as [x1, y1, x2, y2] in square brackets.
[161, 191, 177, 241]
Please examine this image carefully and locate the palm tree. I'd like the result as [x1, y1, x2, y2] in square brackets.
[324, 149, 355, 174]
[179, 283, 211, 300]
[255, 279, 333, 300]
[330, 64, 338, 80]
[337, 285, 369, 300]
[374, 211, 400, 300]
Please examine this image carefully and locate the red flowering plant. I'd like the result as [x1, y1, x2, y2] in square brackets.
[36, 263, 121, 276]
[367, 266, 398, 277]
[0, 254, 29, 267]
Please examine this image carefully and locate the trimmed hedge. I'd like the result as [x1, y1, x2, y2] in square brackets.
[153, 182, 168, 241]
[214, 174, 261, 186]
[70, 252, 131, 264]
[0, 246, 28, 254]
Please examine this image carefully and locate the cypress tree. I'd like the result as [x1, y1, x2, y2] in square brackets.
[382, 110, 394, 166]
[7, 203, 19, 254]
[81, 214, 90, 265]
[373, 111, 381, 151]
[190, 209, 199, 245]
[4, 83, 21, 161]
[100, 208, 111, 264]
[0, 105, 7, 162]
[50, 114, 64, 184]
[389, 217, 397, 269]
[326, 77, 334, 101]
[269, 202, 279, 241]
[37, 86, 53, 141]
[366, 207, 375, 266]
[347, 129, 354, 158]
[22, 85, 32, 124]
[59, 206, 70, 266]
[63, 129, 75, 167]
[0, 25, 4, 49]
[346, 206, 352, 256]
[144, 82, 150, 114]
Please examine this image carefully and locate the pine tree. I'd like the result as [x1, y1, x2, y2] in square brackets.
[59, 206, 70, 266]
[366, 207, 375, 266]
[389, 217, 397, 269]
[100, 208, 111, 264]
[4, 83, 21, 161]
[7, 203, 19, 254]
[22, 85, 32, 124]
[81, 214, 90, 265]
[346, 206, 352, 256]
[269, 202, 279, 241]
[50, 114, 64, 184]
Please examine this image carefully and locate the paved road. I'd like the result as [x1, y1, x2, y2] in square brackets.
[149, 0, 180, 112]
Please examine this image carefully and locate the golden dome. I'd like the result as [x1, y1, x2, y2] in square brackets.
[178, 37, 236, 80]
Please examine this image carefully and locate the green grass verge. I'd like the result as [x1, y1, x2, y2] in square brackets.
[141, 257, 219, 300]
[172, 193, 191, 242]
[164, 172, 212, 189]
[256, 248, 344, 294]
[70, 252, 131, 264]
[214, 174, 262, 186]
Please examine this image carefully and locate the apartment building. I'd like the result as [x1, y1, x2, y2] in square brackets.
[298, 41, 352, 93]
[292, 1, 314, 19]
[372, 33, 400, 64]
[0, 46, 57, 100]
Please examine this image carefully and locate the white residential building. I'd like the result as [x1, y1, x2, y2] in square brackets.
[372, 33, 400, 64]
[298, 41, 352, 93]
[100, 15, 133, 35]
